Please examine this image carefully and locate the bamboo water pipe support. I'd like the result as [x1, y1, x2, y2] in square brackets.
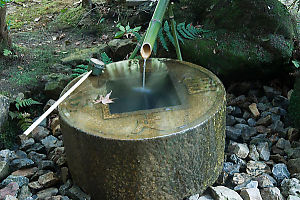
[169, 2, 182, 61]
[140, 0, 170, 59]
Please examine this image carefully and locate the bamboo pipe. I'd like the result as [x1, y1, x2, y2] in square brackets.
[140, 0, 170, 59]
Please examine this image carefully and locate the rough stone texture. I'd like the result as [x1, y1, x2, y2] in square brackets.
[37, 187, 59, 199]
[240, 188, 263, 200]
[276, 138, 291, 150]
[41, 136, 63, 152]
[43, 74, 73, 100]
[49, 147, 67, 166]
[255, 173, 277, 188]
[249, 103, 260, 118]
[107, 39, 136, 60]
[38, 172, 59, 187]
[18, 185, 32, 200]
[232, 173, 251, 186]
[288, 195, 300, 200]
[272, 163, 290, 182]
[210, 186, 243, 200]
[248, 144, 260, 161]
[280, 178, 300, 198]
[31, 126, 50, 142]
[260, 187, 284, 200]
[10, 158, 34, 170]
[188, 194, 214, 200]
[0, 182, 19, 199]
[0, 160, 9, 181]
[228, 142, 250, 159]
[2, 175, 29, 187]
[28, 181, 43, 190]
[59, 59, 226, 200]
[4, 195, 18, 200]
[0, 94, 9, 131]
[288, 158, 300, 174]
[67, 185, 91, 200]
[246, 161, 270, 176]
[257, 142, 270, 161]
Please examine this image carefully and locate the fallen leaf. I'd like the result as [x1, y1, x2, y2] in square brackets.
[93, 91, 115, 105]
[75, 41, 80, 46]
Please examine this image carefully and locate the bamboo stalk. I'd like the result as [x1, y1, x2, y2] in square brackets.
[141, 0, 170, 59]
[129, 34, 145, 59]
[23, 71, 93, 136]
[169, 2, 182, 61]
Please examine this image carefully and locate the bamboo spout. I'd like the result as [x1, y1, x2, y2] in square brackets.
[141, 0, 170, 59]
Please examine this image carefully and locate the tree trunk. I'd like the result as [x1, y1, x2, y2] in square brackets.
[82, 0, 92, 9]
[0, 6, 11, 52]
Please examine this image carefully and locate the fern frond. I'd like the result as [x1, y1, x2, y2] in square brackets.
[173, 21, 184, 44]
[164, 21, 175, 46]
[177, 22, 193, 40]
[18, 118, 33, 131]
[158, 28, 169, 51]
[72, 68, 88, 74]
[15, 98, 41, 110]
[76, 64, 88, 70]
[101, 52, 112, 64]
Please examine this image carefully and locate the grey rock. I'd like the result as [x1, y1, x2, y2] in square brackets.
[188, 194, 214, 200]
[269, 107, 287, 116]
[247, 118, 256, 127]
[234, 124, 257, 141]
[26, 143, 45, 153]
[243, 111, 251, 119]
[59, 179, 72, 195]
[0, 182, 19, 199]
[11, 167, 38, 179]
[232, 173, 251, 186]
[20, 139, 35, 151]
[0, 95, 10, 132]
[248, 144, 260, 161]
[288, 195, 300, 200]
[226, 126, 242, 141]
[0, 160, 9, 181]
[37, 187, 58, 199]
[288, 158, 300, 174]
[234, 180, 258, 191]
[257, 142, 270, 161]
[108, 39, 135, 60]
[41, 136, 63, 152]
[28, 181, 43, 190]
[43, 99, 57, 114]
[223, 162, 240, 175]
[49, 147, 66, 166]
[228, 142, 249, 159]
[235, 117, 247, 124]
[257, 102, 268, 112]
[15, 150, 27, 159]
[260, 187, 284, 200]
[255, 173, 277, 188]
[240, 188, 263, 200]
[231, 106, 243, 118]
[2, 175, 29, 187]
[0, 149, 16, 162]
[272, 95, 289, 110]
[31, 126, 49, 142]
[38, 172, 59, 188]
[28, 152, 46, 163]
[67, 185, 91, 200]
[280, 178, 300, 198]
[286, 147, 300, 159]
[18, 185, 32, 200]
[256, 115, 272, 126]
[38, 160, 55, 170]
[259, 96, 269, 104]
[272, 163, 290, 182]
[229, 154, 247, 168]
[270, 120, 285, 134]
[246, 161, 270, 176]
[210, 186, 243, 200]
[4, 195, 18, 200]
[11, 158, 34, 170]
[226, 115, 236, 126]
[276, 138, 291, 150]
[227, 106, 234, 114]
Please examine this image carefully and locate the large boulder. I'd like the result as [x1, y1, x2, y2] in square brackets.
[175, 0, 297, 80]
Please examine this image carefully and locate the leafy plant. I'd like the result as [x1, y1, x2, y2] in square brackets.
[114, 23, 141, 39]
[292, 60, 300, 68]
[3, 49, 12, 56]
[9, 97, 41, 131]
[0, 0, 10, 7]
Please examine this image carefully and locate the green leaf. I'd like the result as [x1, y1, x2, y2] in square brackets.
[292, 60, 300, 68]
[114, 31, 124, 39]
[119, 25, 125, 32]
[158, 28, 169, 51]
[164, 21, 175, 46]
[132, 26, 141, 32]
[126, 24, 130, 31]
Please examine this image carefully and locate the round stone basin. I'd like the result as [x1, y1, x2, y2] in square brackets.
[58, 58, 226, 200]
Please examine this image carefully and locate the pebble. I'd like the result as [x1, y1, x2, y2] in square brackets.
[288, 158, 300, 174]
[41, 136, 63, 152]
[226, 126, 242, 141]
[234, 180, 258, 191]
[20, 139, 35, 151]
[0, 182, 19, 199]
[67, 185, 91, 200]
[228, 142, 250, 159]
[260, 187, 284, 200]
[223, 162, 240, 175]
[276, 138, 291, 150]
[249, 103, 260, 117]
[210, 186, 243, 200]
[18, 185, 32, 200]
[248, 144, 259, 161]
[255, 173, 277, 188]
[240, 188, 263, 200]
[246, 161, 270, 176]
[280, 178, 300, 198]
[272, 163, 290, 182]
[38, 172, 59, 187]
[226, 115, 236, 126]
[28, 151, 47, 163]
[234, 124, 257, 141]
[11, 167, 38, 178]
[232, 173, 251, 185]
[256, 142, 270, 161]
[2, 175, 29, 187]
[10, 158, 35, 170]
[37, 187, 59, 199]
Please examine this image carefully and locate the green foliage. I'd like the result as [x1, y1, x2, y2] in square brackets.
[114, 23, 141, 39]
[3, 49, 12, 56]
[292, 60, 300, 68]
[71, 52, 113, 78]
[152, 20, 209, 53]
[0, 0, 10, 7]
[9, 97, 41, 131]
[15, 97, 41, 110]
